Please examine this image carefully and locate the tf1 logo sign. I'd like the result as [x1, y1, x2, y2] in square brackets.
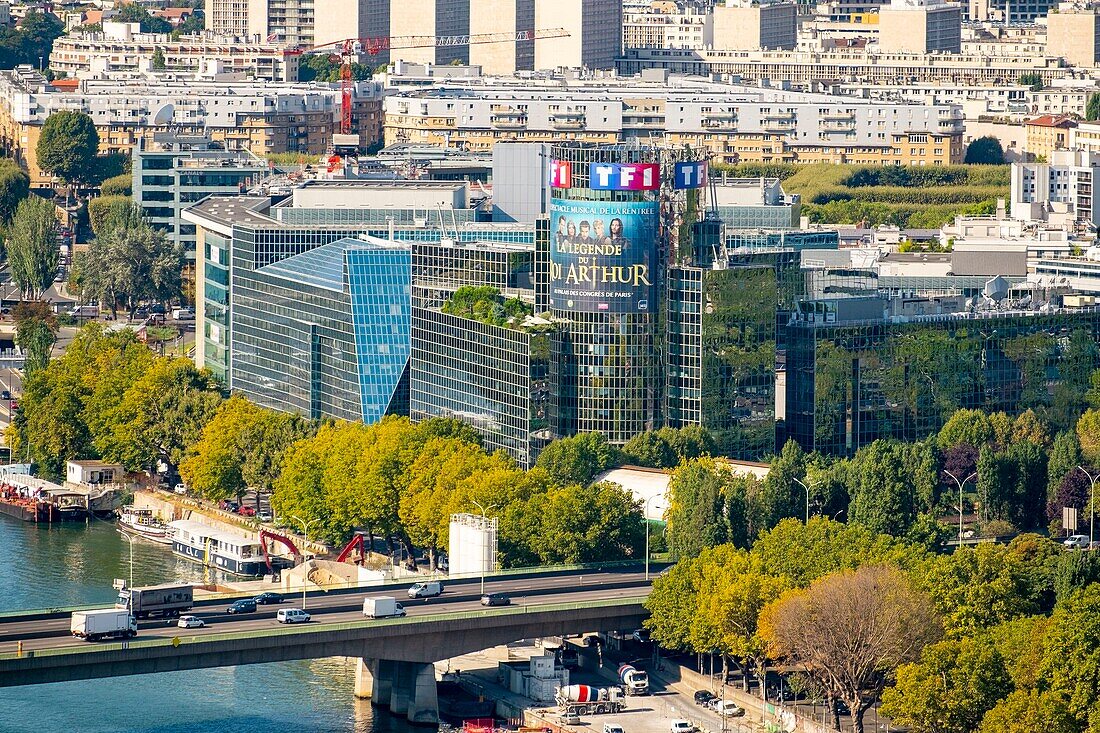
[549, 160, 572, 188]
[674, 160, 708, 190]
[589, 162, 660, 191]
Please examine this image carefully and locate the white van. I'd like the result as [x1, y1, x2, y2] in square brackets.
[276, 608, 311, 624]
[172, 308, 195, 321]
[408, 581, 443, 599]
[70, 305, 99, 318]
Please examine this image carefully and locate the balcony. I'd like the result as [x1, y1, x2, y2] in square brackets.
[702, 116, 738, 130]
[821, 111, 855, 122]
[762, 120, 796, 133]
[821, 119, 857, 132]
[550, 117, 585, 130]
[762, 111, 796, 122]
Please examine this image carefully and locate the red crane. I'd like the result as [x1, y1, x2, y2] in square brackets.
[288, 28, 570, 134]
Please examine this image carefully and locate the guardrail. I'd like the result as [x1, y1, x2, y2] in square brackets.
[0, 596, 650, 662]
[0, 560, 663, 621]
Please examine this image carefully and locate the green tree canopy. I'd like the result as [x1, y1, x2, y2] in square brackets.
[533, 432, 621, 486]
[36, 110, 100, 186]
[6, 194, 58, 300]
[965, 137, 1006, 165]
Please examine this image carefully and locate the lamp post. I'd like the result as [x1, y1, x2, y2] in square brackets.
[289, 515, 321, 610]
[470, 500, 498, 596]
[1077, 466, 1100, 545]
[792, 477, 820, 523]
[122, 531, 136, 590]
[944, 470, 977, 545]
[645, 494, 664, 581]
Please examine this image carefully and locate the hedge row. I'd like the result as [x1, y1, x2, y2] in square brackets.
[803, 199, 999, 229]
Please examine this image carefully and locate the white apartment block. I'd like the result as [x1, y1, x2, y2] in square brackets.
[623, 0, 714, 51]
[50, 27, 297, 81]
[1010, 150, 1100, 231]
[878, 0, 961, 53]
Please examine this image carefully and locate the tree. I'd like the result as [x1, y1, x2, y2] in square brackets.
[665, 458, 732, 559]
[759, 565, 941, 733]
[881, 637, 1012, 733]
[978, 690, 1076, 733]
[179, 395, 311, 502]
[533, 432, 621, 486]
[93, 357, 223, 479]
[965, 137, 1006, 165]
[750, 517, 925, 588]
[644, 557, 701, 652]
[87, 195, 134, 236]
[297, 53, 372, 82]
[1076, 409, 1100, 464]
[151, 47, 166, 70]
[1037, 584, 1100, 727]
[1017, 72, 1044, 91]
[530, 481, 645, 564]
[6, 194, 58, 300]
[848, 440, 921, 536]
[36, 110, 100, 187]
[939, 409, 993, 449]
[78, 211, 184, 317]
[750, 439, 805, 535]
[1048, 431, 1082, 503]
[1087, 93, 1100, 122]
[622, 430, 678, 469]
[1012, 409, 1051, 447]
[0, 160, 29, 224]
[14, 314, 55, 374]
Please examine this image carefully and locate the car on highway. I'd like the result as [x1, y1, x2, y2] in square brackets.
[694, 691, 717, 707]
[238, 505, 256, 517]
[227, 599, 257, 614]
[408, 581, 443, 599]
[1065, 534, 1091, 549]
[253, 592, 284, 605]
[481, 592, 511, 607]
[277, 608, 311, 624]
[177, 615, 205, 629]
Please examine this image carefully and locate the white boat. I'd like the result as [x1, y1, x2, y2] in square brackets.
[118, 507, 172, 544]
[167, 519, 293, 576]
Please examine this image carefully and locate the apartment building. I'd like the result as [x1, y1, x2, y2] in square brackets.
[1046, 3, 1100, 69]
[877, 0, 961, 53]
[1025, 114, 1078, 161]
[1010, 149, 1100, 230]
[50, 26, 298, 81]
[383, 75, 965, 165]
[617, 47, 1070, 85]
[0, 67, 383, 185]
[713, 0, 798, 50]
[623, 1, 714, 51]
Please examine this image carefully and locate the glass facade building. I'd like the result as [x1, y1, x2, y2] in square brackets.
[787, 306, 1100, 456]
[231, 237, 411, 422]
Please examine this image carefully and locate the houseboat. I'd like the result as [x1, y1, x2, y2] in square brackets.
[0, 477, 89, 522]
[168, 520, 294, 576]
[118, 507, 172, 544]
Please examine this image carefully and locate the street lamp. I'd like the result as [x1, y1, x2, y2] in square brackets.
[1077, 466, 1100, 545]
[470, 499, 498, 595]
[122, 531, 137, 589]
[289, 514, 321, 610]
[944, 470, 977, 545]
[792, 477, 820, 523]
[644, 494, 665, 581]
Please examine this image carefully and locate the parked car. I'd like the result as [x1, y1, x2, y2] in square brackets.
[277, 608, 311, 624]
[173, 484, 187, 495]
[1065, 534, 1091, 549]
[1, 390, 10, 401]
[714, 701, 745, 717]
[219, 499, 240, 512]
[177, 615, 205, 629]
[631, 628, 651, 643]
[481, 592, 511, 607]
[670, 720, 696, 733]
[238, 505, 256, 517]
[253, 592, 284, 605]
[149, 303, 166, 315]
[227, 599, 257, 614]
[257, 510, 273, 522]
[603, 725, 624, 733]
[693, 691, 717, 707]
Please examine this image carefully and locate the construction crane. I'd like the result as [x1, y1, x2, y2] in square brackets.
[289, 28, 570, 134]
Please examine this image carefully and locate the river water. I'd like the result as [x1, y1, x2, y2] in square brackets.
[0, 515, 420, 733]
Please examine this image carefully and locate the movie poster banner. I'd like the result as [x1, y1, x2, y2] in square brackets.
[549, 198, 658, 313]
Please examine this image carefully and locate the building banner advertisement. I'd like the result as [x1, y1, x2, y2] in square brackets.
[549, 198, 657, 313]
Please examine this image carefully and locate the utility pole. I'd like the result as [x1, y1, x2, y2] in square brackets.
[1077, 466, 1099, 546]
[289, 515, 321, 609]
[792, 477, 820, 523]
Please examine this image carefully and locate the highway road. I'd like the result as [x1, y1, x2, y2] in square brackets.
[0, 568, 653, 655]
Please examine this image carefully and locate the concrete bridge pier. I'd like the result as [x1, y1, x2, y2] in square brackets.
[354, 658, 438, 725]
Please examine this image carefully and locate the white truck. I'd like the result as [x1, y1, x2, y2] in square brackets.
[363, 596, 407, 619]
[116, 583, 194, 619]
[71, 609, 138, 641]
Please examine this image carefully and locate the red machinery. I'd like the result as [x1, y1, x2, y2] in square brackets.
[287, 28, 569, 134]
[335, 532, 369, 564]
[259, 529, 303, 572]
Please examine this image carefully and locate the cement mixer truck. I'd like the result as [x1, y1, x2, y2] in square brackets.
[618, 663, 650, 696]
[556, 685, 626, 716]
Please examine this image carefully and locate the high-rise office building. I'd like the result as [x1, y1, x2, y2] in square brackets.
[534, 0, 622, 70]
[878, 0, 961, 54]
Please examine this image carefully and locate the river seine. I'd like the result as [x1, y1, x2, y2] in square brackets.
[0, 515, 418, 733]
